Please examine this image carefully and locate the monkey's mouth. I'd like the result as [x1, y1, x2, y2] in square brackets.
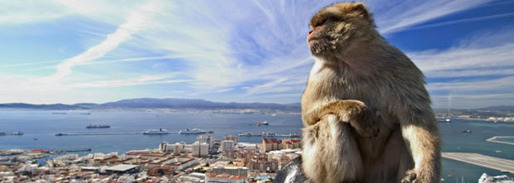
[307, 36, 325, 47]
[307, 35, 321, 43]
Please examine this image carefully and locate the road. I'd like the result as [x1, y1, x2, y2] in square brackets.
[442, 152, 514, 173]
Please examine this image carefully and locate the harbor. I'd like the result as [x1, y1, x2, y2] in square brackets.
[442, 152, 514, 173]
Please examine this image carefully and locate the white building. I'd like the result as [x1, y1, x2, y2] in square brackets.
[192, 142, 209, 157]
[159, 142, 187, 156]
[197, 135, 214, 150]
[222, 140, 235, 151]
[212, 166, 248, 177]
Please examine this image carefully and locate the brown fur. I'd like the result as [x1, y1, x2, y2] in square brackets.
[301, 2, 441, 183]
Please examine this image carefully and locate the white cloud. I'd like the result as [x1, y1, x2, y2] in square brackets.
[0, 1, 69, 25]
[244, 78, 289, 96]
[48, 1, 161, 81]
[1, 0, 512, 107]
[409, 30, 514, 108]
[70, 75, 191, 88]
[371, 0, 492, 34]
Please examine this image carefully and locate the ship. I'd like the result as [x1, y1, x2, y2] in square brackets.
[86, 124, 110, 129]
[479, 173, 514, 183]
[238, 132, 277, 137]
[143, 128, 169, 135]
[179, 128, 207, 135]
[0, 131, 23, 136]
[438, 118, 451, 123]
[255, 121, 269, 126]
[462, 129, 472, 133]
[288, 133, 302, 137]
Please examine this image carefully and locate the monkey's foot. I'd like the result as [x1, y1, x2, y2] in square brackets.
[319, 100, 380, 138]
[401, 170, 417, 183]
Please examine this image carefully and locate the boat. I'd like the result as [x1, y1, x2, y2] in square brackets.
[239, 132, 259, 137]
[255, 121, 269, 126]
[143, 128, 169, 135]
[438, 118, 451, 123]
[238, 132, 277, 137]
[0, 131, 23, 136]
[462, 129, 472, 133]
[289, 133, 302, 137]
[86, 124, 110, 129]
[179, 128, 207, 135]
[439, 97, 452, 123]
[479, 173, 514, 183]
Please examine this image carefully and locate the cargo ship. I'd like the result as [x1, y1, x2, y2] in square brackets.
[179, 128, 207, 135]
[255, 121, 269, 126]
[143, 128, 169, 135]
[86, 124, 110, 129]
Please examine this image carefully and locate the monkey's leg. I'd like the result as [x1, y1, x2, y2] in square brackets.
[317, 100, 380, 138]
[400, 113, 442, 183]
[302, 114, 363, 183]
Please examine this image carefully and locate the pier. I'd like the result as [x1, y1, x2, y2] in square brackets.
[487, 136, 514, 146]
[51, 148, 91, 153]
[442, 152, 514, 173]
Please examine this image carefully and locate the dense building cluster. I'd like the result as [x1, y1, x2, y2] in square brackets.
[0, 135, 301, 182]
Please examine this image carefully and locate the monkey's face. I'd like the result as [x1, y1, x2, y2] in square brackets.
[308, 3, 375, 58]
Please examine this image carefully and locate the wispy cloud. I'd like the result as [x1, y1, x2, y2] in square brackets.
[372, 0, 492, 34]
[49, 1, 161, 81]
[1, 0, 512, 107]
[70, 74, 192, 88]
[244, 78, 290, 96]
[409, 29, 514, 108]
[404, 12, 514, 32]
[0, 1, 69, 25]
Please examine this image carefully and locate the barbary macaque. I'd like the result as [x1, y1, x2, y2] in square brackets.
[301, 2, 441, 183]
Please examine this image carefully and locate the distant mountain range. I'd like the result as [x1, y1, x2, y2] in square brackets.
[0, 98, 301, 111]
[1, 98, 512, 114]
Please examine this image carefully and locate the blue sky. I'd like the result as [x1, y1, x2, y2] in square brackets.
[0, 0, 513, 109]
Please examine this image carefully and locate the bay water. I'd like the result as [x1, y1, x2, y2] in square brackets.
[0, 110, 513, 182]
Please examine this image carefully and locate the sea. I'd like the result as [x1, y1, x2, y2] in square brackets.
[1, 109, 513, 182]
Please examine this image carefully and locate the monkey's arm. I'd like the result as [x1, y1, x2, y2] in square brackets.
[400, 110, 442, 183]
[303, 100, 380, 137]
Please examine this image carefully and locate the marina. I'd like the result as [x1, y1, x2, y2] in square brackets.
[442, 152, 514, 173]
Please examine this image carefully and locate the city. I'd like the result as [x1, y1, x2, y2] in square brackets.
[0, 135, 301, 182]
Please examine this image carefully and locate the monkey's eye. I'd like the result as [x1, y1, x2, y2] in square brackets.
[312, 18, 328, 27]
[312, 15, 340, 28]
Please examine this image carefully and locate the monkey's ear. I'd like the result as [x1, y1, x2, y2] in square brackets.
[351, 3, 371, 22]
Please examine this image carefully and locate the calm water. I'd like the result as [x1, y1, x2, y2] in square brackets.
[1, 110, 513, 182]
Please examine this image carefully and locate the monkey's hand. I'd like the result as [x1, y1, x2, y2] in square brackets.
[318, 100, 380, 138]
[401, 170, 416, 183]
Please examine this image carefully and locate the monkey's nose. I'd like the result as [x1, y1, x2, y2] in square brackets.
[308, 30, 313, 35]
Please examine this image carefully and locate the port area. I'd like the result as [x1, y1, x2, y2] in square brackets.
[0, 149, 91, 161]
[442, 152, 514, 173]
[487, 136, 514, 146]
[55, 132, 148, 136]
